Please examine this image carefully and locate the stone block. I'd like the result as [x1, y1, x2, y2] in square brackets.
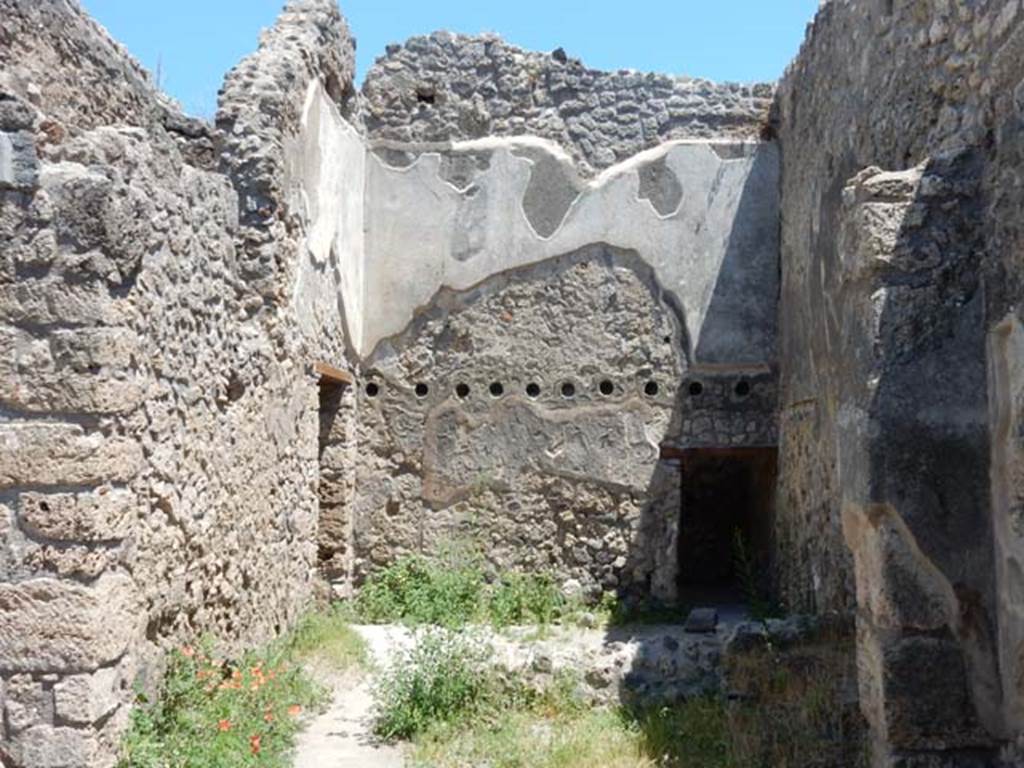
[842, 502, 951, 632]
[858, 625, 991, 753]
[0, 574, 139, 673]
[0, 423, 143, 489]
[0, 280, 128, 327]
[53, 667, 120, 725]
[0, 96, 35, 132]
[0, 131, 38, 191]
[21, 543, 125, 580]
[9, 724, 98, 768]
[684, 607, 718, 633]
[0, 327, 143, 414]
[4, 674, 52, 733]
[18, 487, 135, 542]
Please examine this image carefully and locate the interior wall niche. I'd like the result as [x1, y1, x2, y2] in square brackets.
[674, 447, 778, 603]
[317, 377, 354, 592]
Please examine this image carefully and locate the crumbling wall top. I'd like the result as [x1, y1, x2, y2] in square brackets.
[0, 0, 163, 131]
[216, 0, 357, 297]
[360, 31, 774, 175]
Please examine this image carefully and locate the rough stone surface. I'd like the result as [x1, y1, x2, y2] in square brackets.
[776, 0, 1024, 763]
[360, 32, 773, 174]
[0, 575, 138, 673]
[5, 0, 1024, 766]
[52, 667, 121, 725]
[685, 607, 718, 634]
[0, 1, 358, 763]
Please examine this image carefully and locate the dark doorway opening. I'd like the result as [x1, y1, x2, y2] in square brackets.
[675, 447, 777, 604]
[317, 377, 350, 589]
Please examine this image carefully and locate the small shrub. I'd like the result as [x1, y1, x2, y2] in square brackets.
[120, 642, 325, 768]
[632, 699, 731, 767]
[356, 551, 581, 628]
[356, 553, 485, 628]
[733, 530, 783, 622]
[372, 628, 496, 740]
[487, 572, 566, 627]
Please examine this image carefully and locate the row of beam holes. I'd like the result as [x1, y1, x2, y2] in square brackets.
[365, 379, 752, 400]
[364, 380, 659, 399]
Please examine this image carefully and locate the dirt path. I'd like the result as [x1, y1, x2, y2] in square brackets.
[292, 673, 404, 768]
[292, 619, 752, 767]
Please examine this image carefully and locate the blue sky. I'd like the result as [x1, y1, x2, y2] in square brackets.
[81, 1, 820, 118]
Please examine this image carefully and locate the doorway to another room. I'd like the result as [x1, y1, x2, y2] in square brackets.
[674, 447, 777, 607]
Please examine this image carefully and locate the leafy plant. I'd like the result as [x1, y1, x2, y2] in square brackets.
[371, 628, 496, 740]
[733, 530, 783, 622]
[488, 571, 566, 627]
[355, 552, 578, 628]
[119, 605, 365, 767]
[355, 553, 486, 628]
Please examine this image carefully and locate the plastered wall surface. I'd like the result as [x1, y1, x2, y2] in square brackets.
[292, 55, 781, 600]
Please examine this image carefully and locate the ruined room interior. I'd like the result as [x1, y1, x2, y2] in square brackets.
[2, 0, 1024, 765]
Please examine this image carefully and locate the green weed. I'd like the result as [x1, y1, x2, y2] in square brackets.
[733, 530, 783, 622]
[371, 628, 496, 740]
[355, 553, 575, 628]
[287, 603, 368, 670]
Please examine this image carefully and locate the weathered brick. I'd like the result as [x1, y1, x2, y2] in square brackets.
[0, 423, 142, 489]
[0, 574, 139, 673]
[18, 487, 135, 542]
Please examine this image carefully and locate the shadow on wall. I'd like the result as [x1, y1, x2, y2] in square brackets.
[694, 143, 780, 367]
[836, 151, 1002, 761]
[612, 138, 782, 610]
[606, 141, 783, 722]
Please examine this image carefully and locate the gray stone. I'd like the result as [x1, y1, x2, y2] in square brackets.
[4, 674, 52, 734]
[684, 608, 718, 633]
[53, 667, 121, 725]
[0, 575, 139, 673]
[0, 131, 38, 190]
[9, 725, 98, 768]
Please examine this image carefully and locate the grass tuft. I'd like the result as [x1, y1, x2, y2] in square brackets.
[287, 603, 367, 671]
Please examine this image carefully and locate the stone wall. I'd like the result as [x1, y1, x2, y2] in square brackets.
[360, 32, 773, 174]
[338, 131, 780, 601]
[775, 0, 1024, 763]
[0, 6, 783, 762]
[24, 1, 1024, 765]
[0, 1, 358, 765]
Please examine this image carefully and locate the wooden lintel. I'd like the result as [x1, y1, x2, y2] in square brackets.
[314, 361, 354, 385]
